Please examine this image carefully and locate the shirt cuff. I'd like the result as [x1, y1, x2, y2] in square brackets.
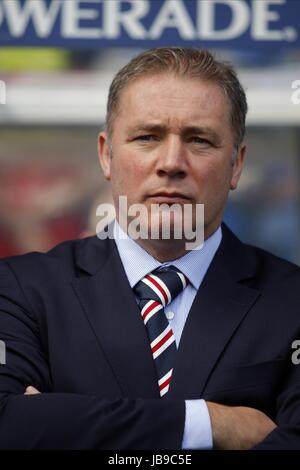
[182, 399, 213, 449]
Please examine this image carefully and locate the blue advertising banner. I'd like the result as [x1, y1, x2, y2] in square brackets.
[0, 0, 299, 49]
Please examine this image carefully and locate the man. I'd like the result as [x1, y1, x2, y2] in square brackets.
[0, 47, 299, 450]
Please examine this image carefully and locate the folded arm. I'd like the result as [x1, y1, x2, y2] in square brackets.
[1, 258, 299, 450]
[0, 259, 185, 449]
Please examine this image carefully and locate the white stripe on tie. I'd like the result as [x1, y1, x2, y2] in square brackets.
[142, 276, 167, 306]
[177, 271, 187, 288]
[151, 324, 172, 349]
[160, 385, 169, 397]
[149, 274, 172, 304]
[151, 325, 175, 359]
[159, 369, 173, 396]
[141, 300, 163, 325]
[152, 334, 175, 360]
[158, 369, 173, 387]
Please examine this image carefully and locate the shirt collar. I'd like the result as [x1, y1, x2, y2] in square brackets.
[113, 221, 222, 289]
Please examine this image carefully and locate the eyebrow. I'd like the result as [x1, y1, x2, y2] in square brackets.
[181, 126, 219, 141]
[128, 123, 220, 142]
[128, 123, 167, 134]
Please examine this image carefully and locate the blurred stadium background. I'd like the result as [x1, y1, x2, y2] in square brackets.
[0, 0, 299, 263]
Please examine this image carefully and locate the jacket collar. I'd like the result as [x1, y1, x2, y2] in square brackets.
[74, 223, 258, 283]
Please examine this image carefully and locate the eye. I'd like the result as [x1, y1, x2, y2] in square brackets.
[189, 136, 211, 145]
[135, 134, 158, 142]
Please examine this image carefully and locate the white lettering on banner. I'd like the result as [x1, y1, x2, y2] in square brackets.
[104, 0, 149, 39]
[1, 0, 62, 38]
[198, 0, 249, 40]
[252, 0, 296, 41]
[0, 0, 297, 43]
[149, 0, 195, 40]
[62, 0, 103, 39]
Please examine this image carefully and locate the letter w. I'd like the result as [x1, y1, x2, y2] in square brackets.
[3, 0, 62, 37]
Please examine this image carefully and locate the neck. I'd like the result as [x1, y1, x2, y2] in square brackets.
[135, 238, 190, 262]
[115, 218, 220, 262]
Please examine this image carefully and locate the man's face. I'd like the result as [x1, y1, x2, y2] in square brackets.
[99, 73, 245, 240]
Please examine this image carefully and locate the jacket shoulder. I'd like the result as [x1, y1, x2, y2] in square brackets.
[246, 242, 300, 279]
[0, 235, 114, 280]
[221, 224, 300, 286]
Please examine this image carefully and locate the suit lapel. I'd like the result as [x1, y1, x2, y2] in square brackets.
[72, 236, 159, 398]
[168, 225, 260, 399]
[72, 225, 260, 400]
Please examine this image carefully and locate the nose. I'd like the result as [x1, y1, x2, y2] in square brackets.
[156, 136, 187, 179]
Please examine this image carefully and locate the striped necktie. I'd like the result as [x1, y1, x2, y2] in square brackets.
[134, 266, 189, 397]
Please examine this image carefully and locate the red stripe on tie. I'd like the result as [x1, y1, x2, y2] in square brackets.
[159, 375, 172, 392]
[142, 300, 160, 321]
[146, 274, 168, 305]
[152, 329, 173, 354]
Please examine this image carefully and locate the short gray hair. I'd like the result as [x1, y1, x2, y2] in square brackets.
[106, 47, 248, 149]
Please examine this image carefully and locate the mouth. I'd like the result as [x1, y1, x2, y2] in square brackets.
[148, 191, 190, 203]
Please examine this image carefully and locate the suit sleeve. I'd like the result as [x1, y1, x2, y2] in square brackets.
[253, 362, 300, 450]
[0, 259, 185, 450]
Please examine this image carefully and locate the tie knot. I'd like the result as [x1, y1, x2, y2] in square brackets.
[134, 266, 189, 307]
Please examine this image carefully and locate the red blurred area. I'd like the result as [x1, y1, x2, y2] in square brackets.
[0, 162, 93, 256]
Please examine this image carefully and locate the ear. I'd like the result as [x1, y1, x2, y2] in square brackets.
[230, 143, 246, 191]
[98, 131, 111, 181]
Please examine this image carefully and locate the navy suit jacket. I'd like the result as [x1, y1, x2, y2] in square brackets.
[0, 224, 300, 449]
